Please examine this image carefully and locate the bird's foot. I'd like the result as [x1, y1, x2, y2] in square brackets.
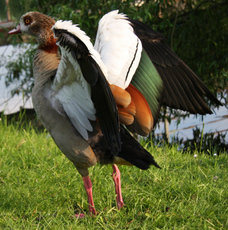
[74, 209, 98, 218]
[75, 213, 86, 218]
[117, 199, 125, 210]
[89, 205, 97, 216]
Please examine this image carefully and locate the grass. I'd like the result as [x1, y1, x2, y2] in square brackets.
[0, 117, 228, 229]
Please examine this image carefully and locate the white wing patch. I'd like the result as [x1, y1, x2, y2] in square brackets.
[53, 20, 108, 78]
[58, 82, 96, 139]
[52, 39, 96, 140]
[94, 10, 143, 89]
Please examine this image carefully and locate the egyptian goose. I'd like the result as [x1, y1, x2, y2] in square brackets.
[8, 10, 221, 216]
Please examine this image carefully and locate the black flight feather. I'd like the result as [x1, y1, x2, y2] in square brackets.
[128, 19, 222, 114]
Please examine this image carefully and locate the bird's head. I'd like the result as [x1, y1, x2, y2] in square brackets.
[8, 12, 56, 47]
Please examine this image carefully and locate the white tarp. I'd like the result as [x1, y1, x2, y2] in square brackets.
[0, 44, 33, 114]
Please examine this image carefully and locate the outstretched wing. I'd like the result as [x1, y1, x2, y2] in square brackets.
[94, 10, 164, 135]
[52, 20, 121, 154]
[128, 19, 222, 114]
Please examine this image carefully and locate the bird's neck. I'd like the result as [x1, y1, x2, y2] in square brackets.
[38, 34, 58, 54]
[33, 29, 60, 85]
[33, 48, 60, 86]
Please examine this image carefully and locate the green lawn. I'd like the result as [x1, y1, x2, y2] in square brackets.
[0, 118, 228, 229]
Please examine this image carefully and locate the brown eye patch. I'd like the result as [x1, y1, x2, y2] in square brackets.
[24, 15, 32, 25]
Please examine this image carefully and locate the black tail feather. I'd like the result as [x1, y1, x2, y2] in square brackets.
[118, 126, 161, 170]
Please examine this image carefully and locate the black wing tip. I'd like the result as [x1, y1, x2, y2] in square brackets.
[155, 61, 223, 114]
[128, 19, 223, 114]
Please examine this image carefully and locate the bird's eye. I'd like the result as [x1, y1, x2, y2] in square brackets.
[25, 19, 30, 25]
[24, 16, 32, 25]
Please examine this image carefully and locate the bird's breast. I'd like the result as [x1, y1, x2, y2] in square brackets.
[32, 80, 97, 171]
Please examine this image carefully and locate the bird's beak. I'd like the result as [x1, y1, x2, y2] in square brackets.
[8, 24, 21, 35]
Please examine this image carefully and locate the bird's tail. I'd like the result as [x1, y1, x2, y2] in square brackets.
[117, 126, 161, 169]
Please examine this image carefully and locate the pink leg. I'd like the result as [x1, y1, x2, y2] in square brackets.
[112, 164, 124, 209]
[75, 176, 96, 218]
[83, 176, 96, 215]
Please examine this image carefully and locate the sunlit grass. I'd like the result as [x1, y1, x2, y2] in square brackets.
[0, 117, 228, 229]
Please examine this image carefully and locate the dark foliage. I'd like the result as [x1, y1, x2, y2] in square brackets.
[149, 126, 228, 155]
[182, 127, 228, 155]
